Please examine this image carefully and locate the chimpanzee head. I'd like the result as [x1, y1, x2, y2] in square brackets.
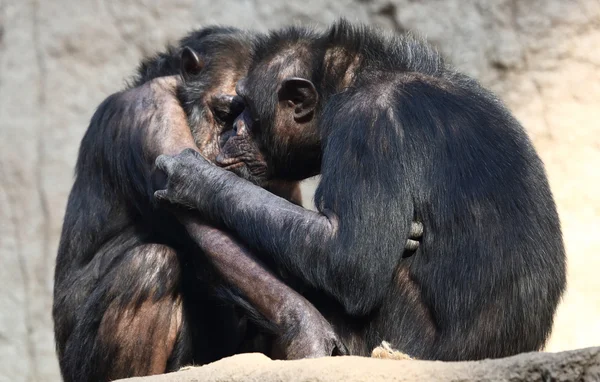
[216, 28, 324, 186]
[176, 29, 252, 162]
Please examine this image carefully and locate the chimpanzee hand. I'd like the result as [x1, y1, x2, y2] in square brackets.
[154, 148, 230, 212]
[278, 297, 349, 359]
[405, 221, 423, 252]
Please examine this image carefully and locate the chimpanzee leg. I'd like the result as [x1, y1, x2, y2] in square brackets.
[56, 243, 190, 382]
[175, 211, 348, 359]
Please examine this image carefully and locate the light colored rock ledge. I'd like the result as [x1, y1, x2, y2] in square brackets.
[119, 346, 600, 382]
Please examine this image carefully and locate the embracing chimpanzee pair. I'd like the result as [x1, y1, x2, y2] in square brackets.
[53, 21, 566, 381]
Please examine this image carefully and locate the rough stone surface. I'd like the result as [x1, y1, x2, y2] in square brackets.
[118, 347, 600, 382]
[0, 0, 598, 381]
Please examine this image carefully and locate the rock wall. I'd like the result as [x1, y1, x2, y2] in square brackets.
[0, 1, 598, 381]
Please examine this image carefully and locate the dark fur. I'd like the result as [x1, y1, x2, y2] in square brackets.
[156, 20, 566, 361]
[53, 27, 278, 382]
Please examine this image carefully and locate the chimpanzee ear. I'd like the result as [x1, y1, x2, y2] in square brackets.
[277, 77, 318, 121]
[180, 46, 204, 81]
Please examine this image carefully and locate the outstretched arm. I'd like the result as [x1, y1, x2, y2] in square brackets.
[154, 149, 334, 263]
[154, 149, 421, 315]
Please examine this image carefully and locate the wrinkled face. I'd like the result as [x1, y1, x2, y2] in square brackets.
[178, 44, 274, 186]
[215, 93, 269, 185]
[214, 74, 272, 185]
[178, 46, 249, 163]
[191, 92, 244, 161]
[215, 64, 323, 185]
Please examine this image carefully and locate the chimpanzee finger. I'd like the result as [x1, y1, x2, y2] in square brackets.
[155, 154, 177, 174]
[405, 239, 420, 252]
[409, 221, 424, 239]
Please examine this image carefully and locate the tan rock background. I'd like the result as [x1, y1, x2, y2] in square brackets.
[0, 0, 598, 381]
[120, 347, 600, 382]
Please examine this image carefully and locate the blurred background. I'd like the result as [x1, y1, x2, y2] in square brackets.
[0, 0, 598, 380]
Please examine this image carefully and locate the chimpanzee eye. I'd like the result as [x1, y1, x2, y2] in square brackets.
[211, 94, 245, 125]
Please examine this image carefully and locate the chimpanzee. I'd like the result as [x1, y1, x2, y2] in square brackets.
[154, 20, 567, 361]
[52, 27, 346, 382]
[53, 25, 423, 381]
